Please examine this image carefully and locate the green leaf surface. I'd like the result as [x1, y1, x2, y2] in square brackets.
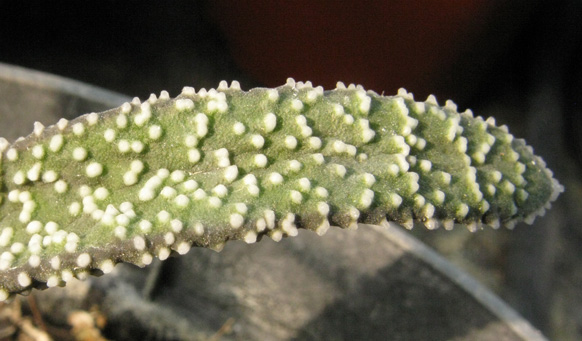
[0, 79, 563, 299]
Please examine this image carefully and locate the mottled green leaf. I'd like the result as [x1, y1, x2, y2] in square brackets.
[0, 79, 563, 299]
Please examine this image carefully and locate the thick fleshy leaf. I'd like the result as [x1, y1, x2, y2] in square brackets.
[0, 79, 563, 299]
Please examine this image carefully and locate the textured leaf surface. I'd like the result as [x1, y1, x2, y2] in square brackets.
[0, 79, 563, 299]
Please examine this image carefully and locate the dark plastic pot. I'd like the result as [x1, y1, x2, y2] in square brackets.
[0, 63, 546, 341]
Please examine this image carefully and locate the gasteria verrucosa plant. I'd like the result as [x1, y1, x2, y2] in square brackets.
[0, 79, 563, 300]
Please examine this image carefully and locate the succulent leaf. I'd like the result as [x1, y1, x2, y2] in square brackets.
[0, 79, 563, 299]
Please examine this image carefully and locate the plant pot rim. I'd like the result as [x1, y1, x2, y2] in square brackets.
[367, 223, 546, 341]
[0, 62, 130, 109]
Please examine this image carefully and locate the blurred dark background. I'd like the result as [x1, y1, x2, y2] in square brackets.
[0, 0, 580, 339]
